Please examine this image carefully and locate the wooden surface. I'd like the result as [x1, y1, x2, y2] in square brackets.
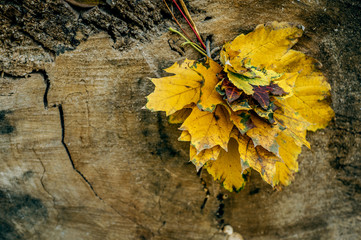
[1, 0, 360, 239]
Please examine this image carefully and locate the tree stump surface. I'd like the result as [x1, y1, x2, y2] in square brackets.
[0, 1, 360, 239]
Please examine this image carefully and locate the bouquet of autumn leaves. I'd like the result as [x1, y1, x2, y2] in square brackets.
[145, 22, 334, 192]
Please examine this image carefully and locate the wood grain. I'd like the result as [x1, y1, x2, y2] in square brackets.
[1, 0, 360, 239]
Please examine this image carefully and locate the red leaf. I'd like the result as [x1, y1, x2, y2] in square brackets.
[252, 85, 272, 109]
[252, 83, 287, 109]
[270, 83, 287, 95]
[222, 79, 242, 103]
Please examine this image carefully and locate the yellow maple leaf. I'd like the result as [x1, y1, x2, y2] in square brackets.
[272, 72, 298, 98]
[246, 114, 281, 156]
[253, 106, 275, 123]
[146, 59, 203, 116]
[221, 22, 303, 69]
[274, 101, 311, 148]
[168, 107, 193, 124]
[190, 145, 221, 171]
[230, 111, 254, 134]
[205, 139, 249, 192]
[273, 131, 303, 186]
[226, 65, 282, 95]
[227, 71, 257, 95]
[178, 130, 191, 142]
[195, 59, 224, 112]
[271, 50, 334, 131]
[231, 131, 281, 185]
[180, 106, 233, 152]
[273, 162, 293, 187]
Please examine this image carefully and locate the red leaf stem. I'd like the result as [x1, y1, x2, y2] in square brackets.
[171, 0, 206, 50]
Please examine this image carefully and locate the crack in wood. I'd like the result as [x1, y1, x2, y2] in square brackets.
[106, 203, 156, 237]
[197, 170, 228, 239]
[167, 39, 185, 56]
[3, 70, 51, 109]
[57, 104, 102, 200]
[31, 148, 60, 225]
[198, 168, 210, 211]
[216, 193, 227, 229]
[0, 71, 27, 78]
[38, 70, 51, 109]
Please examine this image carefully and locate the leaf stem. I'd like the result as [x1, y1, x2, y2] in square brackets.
[182, 42, 208, 57]
[162, 0, 195, 43]
[206, 38, 211, 58]
[171, 0, 206, 50]
[169, 27, 207, 57]
[178, 0, 200, 36]
[169, 27, 189, 42]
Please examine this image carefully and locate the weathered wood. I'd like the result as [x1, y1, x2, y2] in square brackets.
[1, 0, 360, 239]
